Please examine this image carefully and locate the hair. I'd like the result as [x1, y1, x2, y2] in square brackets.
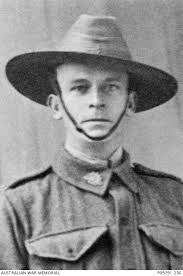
[48, 68, 62, 97]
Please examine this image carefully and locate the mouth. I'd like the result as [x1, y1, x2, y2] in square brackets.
[82, 119, 112, 123]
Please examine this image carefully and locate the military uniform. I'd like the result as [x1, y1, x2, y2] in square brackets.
[0, 146, 183, 270]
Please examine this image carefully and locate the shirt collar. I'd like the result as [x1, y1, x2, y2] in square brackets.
[52, 145, 138, 196]
[65, 144, 123, 168]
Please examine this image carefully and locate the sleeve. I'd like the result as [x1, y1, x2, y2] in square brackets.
[0, 192, 28, 269]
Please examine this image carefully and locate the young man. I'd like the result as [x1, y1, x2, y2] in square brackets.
[0, 14, 182, 270]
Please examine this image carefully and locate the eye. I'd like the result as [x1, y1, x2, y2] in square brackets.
[104, 83, 120, 93]
[70, 85, 89, 93]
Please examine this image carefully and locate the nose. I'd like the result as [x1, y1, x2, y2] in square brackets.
[89, 86, 105, 109]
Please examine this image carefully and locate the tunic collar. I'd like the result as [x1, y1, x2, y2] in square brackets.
[52, 145, 138, 196]
[64, 144, 123, 168]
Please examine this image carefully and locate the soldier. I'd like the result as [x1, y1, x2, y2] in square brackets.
[0, 14, 182, 270]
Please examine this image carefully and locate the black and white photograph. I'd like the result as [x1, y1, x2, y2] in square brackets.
[0, 0, 183, 271]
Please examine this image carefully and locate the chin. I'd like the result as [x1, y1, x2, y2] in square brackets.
[84, 130, 110, 139]
[80, 123, 114, 140]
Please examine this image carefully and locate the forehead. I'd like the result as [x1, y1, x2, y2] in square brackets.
[56, 56, 128, 81]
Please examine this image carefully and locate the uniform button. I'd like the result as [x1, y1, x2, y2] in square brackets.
[83, 172, 103, 186]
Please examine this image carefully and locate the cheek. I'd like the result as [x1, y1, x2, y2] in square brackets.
[62, 95, 84, 119]
[109, 94, 128, 113]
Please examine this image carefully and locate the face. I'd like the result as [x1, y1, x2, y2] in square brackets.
[53, 59, 132, 139]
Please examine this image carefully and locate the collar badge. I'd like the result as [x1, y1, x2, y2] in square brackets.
[83, 172, 103, 186]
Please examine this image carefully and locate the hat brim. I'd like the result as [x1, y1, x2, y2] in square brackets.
[6, 51, 177, 112]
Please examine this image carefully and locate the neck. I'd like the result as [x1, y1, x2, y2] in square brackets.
[65, 132, 123, 160]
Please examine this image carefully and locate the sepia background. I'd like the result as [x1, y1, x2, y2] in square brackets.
[0, 0, 183, 186]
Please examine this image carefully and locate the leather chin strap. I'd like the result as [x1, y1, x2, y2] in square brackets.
[52, 76, 129, 141]
[60, 94, 129, 141]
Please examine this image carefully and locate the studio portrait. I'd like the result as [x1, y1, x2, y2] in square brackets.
[0, 0, 183, 270]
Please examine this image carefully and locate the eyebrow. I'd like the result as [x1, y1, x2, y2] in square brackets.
[104, 77, 122, 82]
[70, 79, 89, 84]
[70, 77, 123, 84]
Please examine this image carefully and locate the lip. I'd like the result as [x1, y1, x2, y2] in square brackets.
[82, 119, 112, 123]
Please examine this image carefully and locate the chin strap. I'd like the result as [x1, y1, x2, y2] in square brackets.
[61, 93, 129, 141]
[51, 75, 129, 141]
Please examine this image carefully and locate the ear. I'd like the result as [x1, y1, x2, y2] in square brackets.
[47, 94, 63, 120]
[126, 91, 136, 117]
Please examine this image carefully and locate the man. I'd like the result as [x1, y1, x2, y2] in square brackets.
[0, 14, 182, 270]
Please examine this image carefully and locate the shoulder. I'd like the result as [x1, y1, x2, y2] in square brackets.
[6, 165, 53, 191]
[133, 163, 183, 184]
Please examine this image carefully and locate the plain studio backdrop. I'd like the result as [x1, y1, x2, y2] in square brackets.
[0, 0, 183, 187]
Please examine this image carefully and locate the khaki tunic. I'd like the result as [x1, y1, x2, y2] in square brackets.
[0, 147, 183, 269]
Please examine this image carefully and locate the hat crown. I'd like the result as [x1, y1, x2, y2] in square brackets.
[58, 14, 132, 60]
[70, 14, 120, 38]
